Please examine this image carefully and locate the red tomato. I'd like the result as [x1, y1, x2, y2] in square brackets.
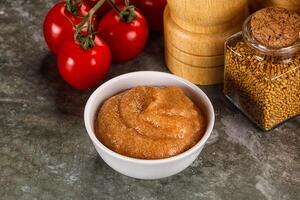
[57, 36, 111, 90]
[98, 6, 148, 63]
[43, 2, 92, 55]
[135, 0, 167, 32]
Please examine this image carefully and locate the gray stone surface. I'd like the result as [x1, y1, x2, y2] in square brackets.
[0, 0, 299, 199]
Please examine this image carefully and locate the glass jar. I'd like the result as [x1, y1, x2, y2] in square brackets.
[224, 14, 300, 131]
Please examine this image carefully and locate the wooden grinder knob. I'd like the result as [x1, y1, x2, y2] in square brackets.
[167, 0, 248, 33]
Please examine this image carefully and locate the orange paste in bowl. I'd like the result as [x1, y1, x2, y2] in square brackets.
[95, 86, 206, 159]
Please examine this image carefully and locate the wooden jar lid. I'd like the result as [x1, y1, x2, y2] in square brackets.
[165, 39, 224, 67]
[165, 51, 224, 85]
[164, 6, 244, 56]
[167, 0, 248, 31]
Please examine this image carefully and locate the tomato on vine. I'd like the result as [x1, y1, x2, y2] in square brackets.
[98, 0, 148, 63]
[58, 36, 111, 90]
[43, 1, 93, 55]
[57, 0, 112, 90]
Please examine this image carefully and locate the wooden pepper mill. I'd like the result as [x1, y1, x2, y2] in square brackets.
[249, 0, 300, 13]
[164, 0, 249, 85]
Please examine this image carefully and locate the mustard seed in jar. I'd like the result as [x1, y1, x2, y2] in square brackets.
[224, 7, 300, 131]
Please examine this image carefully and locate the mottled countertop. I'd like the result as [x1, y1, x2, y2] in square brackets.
[0, 1, 299, 200]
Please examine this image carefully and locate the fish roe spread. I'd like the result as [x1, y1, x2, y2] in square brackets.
[95, 86, 206, 159]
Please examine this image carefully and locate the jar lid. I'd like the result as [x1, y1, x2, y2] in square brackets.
[242, 7, 300, 55]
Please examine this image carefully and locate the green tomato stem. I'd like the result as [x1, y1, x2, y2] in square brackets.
[107, 0, 137, 23]
[73, 0, 106, 50]
[77, 0, 105, 29]
[88, 0, 106, 19]
[107, 0, 122, 14]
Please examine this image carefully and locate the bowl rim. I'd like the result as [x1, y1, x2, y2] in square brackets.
[84, 71, 215, 164]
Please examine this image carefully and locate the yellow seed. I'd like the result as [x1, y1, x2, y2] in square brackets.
[224, 41, 300, 130]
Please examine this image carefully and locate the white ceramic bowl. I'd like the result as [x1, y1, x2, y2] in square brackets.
[84, 71, 214, 179]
